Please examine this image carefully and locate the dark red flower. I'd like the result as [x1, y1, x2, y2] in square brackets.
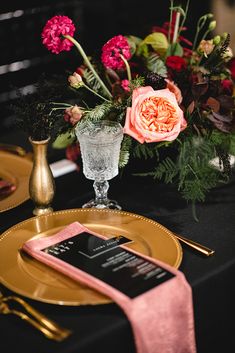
[166, 56, 187, 72]
[75, 64, 86, 76]
[66, 143, 81, 172]
[228, 58, 235, 81]
[221, 79, 233, 95]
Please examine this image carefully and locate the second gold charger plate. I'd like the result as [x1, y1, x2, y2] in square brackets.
[0, 151, 32, 212]
[0, 209, 182, 306]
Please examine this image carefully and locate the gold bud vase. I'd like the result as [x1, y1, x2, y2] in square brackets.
[29, 137, 55, 216]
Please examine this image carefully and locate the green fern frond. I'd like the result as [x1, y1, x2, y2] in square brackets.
[129, 76, 145, 91]
[133, 143, 160, 160]
[83, 68, 108, 97]
[119, 136, 132, 168]
[181, 168, 220, 202]
[133, 157, 177, 183]
[177, 137, 222, 202]
[153, 157, 178, 183]
[84, 102, 113, 121]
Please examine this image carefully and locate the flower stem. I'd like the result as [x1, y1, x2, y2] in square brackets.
[177, 0, 190, 39]
[168, 0, 174, 43]
[172, 11, 181, 43]
[51, 102, 72, 106]
[192, 15, 207, 50]
[120, 54, 132, 82]
[83, 83, 111, 102]
[63, 34, 112, 98]
[200, 28, 212, 42]
[192, 201, 199, 222]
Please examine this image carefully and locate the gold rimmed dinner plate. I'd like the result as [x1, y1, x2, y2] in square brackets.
[0, 209, 182, 306]
[0, 151, 32, 212]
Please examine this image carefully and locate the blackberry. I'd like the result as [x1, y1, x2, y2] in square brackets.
[144, 72, 167, 90]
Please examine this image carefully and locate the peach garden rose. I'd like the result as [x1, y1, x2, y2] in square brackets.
[124, 86, 187, 143]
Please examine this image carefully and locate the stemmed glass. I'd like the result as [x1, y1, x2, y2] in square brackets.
[75, 120, 124, 209]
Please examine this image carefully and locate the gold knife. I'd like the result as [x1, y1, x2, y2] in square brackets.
[173, 232, 215, 257]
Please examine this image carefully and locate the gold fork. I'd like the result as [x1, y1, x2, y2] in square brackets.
[0, 301, 67, 341]
[0, 291, 72, 341]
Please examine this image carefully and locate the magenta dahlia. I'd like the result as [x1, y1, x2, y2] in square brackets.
[42, 15, 75, 54]
[101, 35, 131, 70]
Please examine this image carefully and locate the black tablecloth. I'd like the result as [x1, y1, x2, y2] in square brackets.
[1, 133, 235, 353]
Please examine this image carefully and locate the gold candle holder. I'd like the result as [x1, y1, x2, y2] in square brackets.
[29, 137, 55, 216]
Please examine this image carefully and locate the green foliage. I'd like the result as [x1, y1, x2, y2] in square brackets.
[83, 68, 107, 97]
[84, 102, 114, 121]
[152, 157, 178, 183]
[146, 54, 168, 77]
[134, 136, 230, 203]
[229, 133, 235, 155]
[177, 137, 223, 202]
[133, 142, 160, 160]
[129, 76, 145, 91]
[210, 130, 230, 150]
[52, 130, 75, 149]
[119, 136, 132, 168]
[166, 42, 184, 57]
[141, 33, 169, 57]
[126, 35, 142, 55]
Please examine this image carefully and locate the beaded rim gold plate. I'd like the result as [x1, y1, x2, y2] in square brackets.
[0, 151, 32, 212]
[0, 209, 183, 306]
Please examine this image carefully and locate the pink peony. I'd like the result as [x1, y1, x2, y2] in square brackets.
[124, 86, 187, 143]
[165, 79, 183, 104]
[64, 105, 83, 125]
[42, 15, 75, 54]
[101, 35, 131, 70]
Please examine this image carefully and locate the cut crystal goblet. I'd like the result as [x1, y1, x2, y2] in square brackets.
[75, 120, 123, 209]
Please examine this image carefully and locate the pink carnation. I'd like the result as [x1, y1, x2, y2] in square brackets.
[101, 35, 131, 70]
[42, 15, 75, 54]
[121, 79, 130, 92]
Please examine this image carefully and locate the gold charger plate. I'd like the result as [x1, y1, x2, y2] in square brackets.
[0, 151, 32, 212]
[0, 209, 182, 306]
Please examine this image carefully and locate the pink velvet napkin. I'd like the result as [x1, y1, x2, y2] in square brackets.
[23, 221, 197, 353]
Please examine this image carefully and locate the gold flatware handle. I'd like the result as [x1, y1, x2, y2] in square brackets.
[173, 233, 215, 257]
[2, 295, 71, 338]
[0, 143, 27, 157]
[0, 302, 67, 342]
[0, 143, 33, 161]
[0, 295, 71, 339]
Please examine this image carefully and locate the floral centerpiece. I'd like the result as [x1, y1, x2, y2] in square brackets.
[41, 0, 235, 218]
